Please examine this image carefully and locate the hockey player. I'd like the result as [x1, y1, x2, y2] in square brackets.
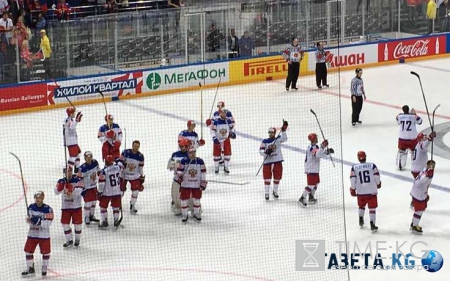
[396, 105, 423, 170]
[176, 147, 207, 223]
[55, 166, 83, 247]
[206, 101, 235, 165]
[299, 133, 334, 206]
[178, 120, 205, 149]
[259, 121, 288, 200]
[211, 108, 236, 174]
[349, 151, 381, 232]
[64, 107, 83, 173]
[98, 114, 123, 161]
[97, 155, 123, 228]
[411, 132, 436, 179]
[22, 191, 54, 277]
[77, 151, 100, 225]
[168, 139, 190, 215]
[410, 160, 435, 234]
[119, 140, 145, 214]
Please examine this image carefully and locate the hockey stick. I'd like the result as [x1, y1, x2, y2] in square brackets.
[199, 83, 204, 139]
[123, 128, 127, 150]
[63, 124, 69, 180]
[256, 120, 285, 176]
[310, 109, 335, 167]
[115, 206, 124, 229]
[47, 71, 76, 110]
[9, 152, 30, 216]
[410, 71, 432, 128]
[430, 104, 440, 160]
[208, 179, 250, 186]
[208, 76, 222, 119]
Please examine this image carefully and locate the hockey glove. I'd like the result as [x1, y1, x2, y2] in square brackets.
[198, 139, 206, 146]
[64, 183, 74, 194]
[281, 120, 288, 132]
[429, 131, 437, 140]
[97, 192, 103, 200]
[213, 137, 220, 144]
[106, 130, 115, 139]
[230, 132, 236, 139]
[113, 140, 121, 150]
[426, 169, 434, 178]
[30, 215, 41, 226]
[80, 188, 88, 197]
[321, 139, 329, 148]
[265, 148, 273, 155]
[76, 112, 83, 122]
[205, 119, 212, 126]
[325, 148, 335, 155]
[201, 181, 207, 191]
[350, 188, 357, 197]
[377, 182, 381, 189]
[140, 175, 145, 184]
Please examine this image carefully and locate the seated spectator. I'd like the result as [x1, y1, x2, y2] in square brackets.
[106, 0, 118, 14]
[239, 31, 254, 57]
[56, 0, 71, 21]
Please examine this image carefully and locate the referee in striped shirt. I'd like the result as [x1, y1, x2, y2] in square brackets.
[350, 68, 366, 126]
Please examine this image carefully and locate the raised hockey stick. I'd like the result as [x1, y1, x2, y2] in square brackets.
[256, 120, 285, 176]
[208, 77, 222, 119]
[63, 124, 69, 180]
[310, 109, 335, 167]
[46, 71, 76, 110]
[9, 152, 30, 216]
[410, 71, 432, 128]
[430, 104, 440, 160]
[199, 83, 204, 139]
[98, 91, 108, 117]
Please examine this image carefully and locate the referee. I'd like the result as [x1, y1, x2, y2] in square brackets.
[283, 37, 303, 91]
[315, 42, 329, 89]
[350, 68, 366, 126]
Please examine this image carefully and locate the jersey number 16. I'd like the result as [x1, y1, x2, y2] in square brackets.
[358, 170, 370, 184]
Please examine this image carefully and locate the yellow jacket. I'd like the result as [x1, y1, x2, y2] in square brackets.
[40, 35, 52, 59]
[427, 1, 437, 20]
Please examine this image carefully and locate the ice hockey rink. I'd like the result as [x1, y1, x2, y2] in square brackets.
[1, 57, 450, 281]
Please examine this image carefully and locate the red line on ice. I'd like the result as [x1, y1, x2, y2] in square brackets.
[0, 168, 28, 213]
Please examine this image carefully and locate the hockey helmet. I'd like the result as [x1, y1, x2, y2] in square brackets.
[34, 191, 45, 199]
[357, 151, 366, 161]
[217, 101, 225, 108]
[105, 155, 115, 165]
[187, 120, 196, 127]
[105, 114, 114, 122]
[66, 107, 75, 116]
[179, 138, 191, 148]
[308, 133, 318, 143]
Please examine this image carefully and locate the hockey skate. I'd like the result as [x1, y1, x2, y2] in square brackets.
[98, 221, 109, 229]
[130, 202, 138, 214]
[223, 167, 230, 174]
[370, 221, 378, 232]
[215, 167, 219, 174]
[265, 193, 269, 200]
[298, 196, 307, 207]
[63, 240, 73, 248]
[182, 216, 188, 223]
[411, 225, 423, 235]
[193, 214, 202, 222]
[89, 215, 100, 223]
[272, 191, 279, 199]
[114, 219, 120, 228]
[359, 216, 364, 228]
[21, 265, 35, 276]
[42, 265, 47, 276]
[308, 195, 317, 204]
[74, 240, 80, 247]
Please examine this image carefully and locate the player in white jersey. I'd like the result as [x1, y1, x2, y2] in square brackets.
[259, 121, 288, 200]
[206, 101, 235, 165]
[98, 114, 123, 161]
[64, 107, 83, 172]
[77, 151, 100, 225]
[22, 191, 54, 277]
[176, 147, 207, 223]
[55, 166, 84, 247]
[211, 108, 236, 173]
[178, 120, 205, 149]
[119, 140, 145, 214]
[97, 155, 123, 228]
[168, 139, 190, 215]
[349, 151, 381, 232]
[411, 132, 436, 179]
[410, 160, 435, 234]
[299, 133, 333, 206]
[396, 105, 423, 170]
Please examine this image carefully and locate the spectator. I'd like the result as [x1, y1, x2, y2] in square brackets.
[438, 0, 448, 31]
[0, 0, 9, 13]
[20, 39, 34, 81]
[167, 0, 183, 28]
[0, 11, 13, 46]
[39, 29, 51, 76]
[56, 0, 71, 21]
[228, 28, 239, 58]
[11, 16, 29, 50]
[106, 0, 118, 14]
[357, 0, 370, 13]
[239, 31, 254, 57]
[207, 23, 222, 52]
[427, 0, 437, 33]
[19, 9, 33, 28]
[406, 0, 419, 23]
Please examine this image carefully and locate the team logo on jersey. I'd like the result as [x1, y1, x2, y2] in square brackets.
[220, 128, 228, 137]
[90, 172, 97, 181]
[270, 144, 277, 151]
[127, 163, 137, 171]
[188, 168, 197, 178]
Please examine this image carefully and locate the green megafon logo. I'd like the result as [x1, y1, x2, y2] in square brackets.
[146, 73, 161, 90]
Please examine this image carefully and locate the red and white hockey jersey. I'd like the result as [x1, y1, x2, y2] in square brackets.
[98, 164, 122, 197]
[350, 162, 381, 195]
[211, 118, 234, 142]
[411, 140, 430, 174]
[63, 116, 79, 146]
[396, 113, 422, 140]
[27, 203, 54, 239]
[55, 176, 84, 210]
[259, 131, 287, 165]
[410, 168, 433, 201]
[304, 144, 327, 174]
[176, 157, 206, 189]
[98, 123, 123, 146]
[120, 149, 144, 181]
[77, 160, 100, 190]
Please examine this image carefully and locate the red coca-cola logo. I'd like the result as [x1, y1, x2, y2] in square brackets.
[393, 39, 430, 59]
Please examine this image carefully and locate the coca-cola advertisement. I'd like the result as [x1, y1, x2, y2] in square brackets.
[378, 36, 446, 62]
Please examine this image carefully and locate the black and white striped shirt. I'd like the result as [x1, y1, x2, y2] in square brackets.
[350, 77, 364, 96]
